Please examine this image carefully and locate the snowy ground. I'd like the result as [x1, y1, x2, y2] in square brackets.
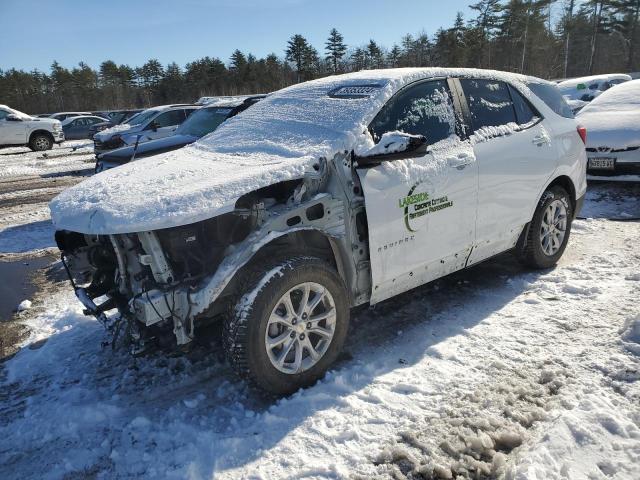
[0, 142, 94, 258]
[0, 148, 638, 479]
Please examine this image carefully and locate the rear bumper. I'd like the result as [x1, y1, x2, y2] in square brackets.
[586, 149, 640, 178]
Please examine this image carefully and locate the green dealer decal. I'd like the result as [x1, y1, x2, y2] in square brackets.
[399, 182, 454, 232]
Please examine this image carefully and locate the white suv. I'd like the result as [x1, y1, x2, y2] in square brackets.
[0, 105, 65, 150]
[51, 68, 586, 395]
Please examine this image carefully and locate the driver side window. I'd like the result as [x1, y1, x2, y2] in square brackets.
[369, 79, 456, 145]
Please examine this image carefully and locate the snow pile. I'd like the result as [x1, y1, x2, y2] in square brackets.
[357, 131, 423, 157]
[470, 122, 520, 144]
[16, 299, 32, 311]
[619, 316, 640, 355]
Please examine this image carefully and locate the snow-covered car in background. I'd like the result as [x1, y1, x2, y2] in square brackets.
[0, 104, 65, 150]
[558, 73, 631, 103]
[95, 96, 265, 172]
[93, 104, 198, 154]
[51, 68, 586, 395]
[577, 79, 640, 181]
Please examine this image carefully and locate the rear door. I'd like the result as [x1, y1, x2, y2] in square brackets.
[457, 78, 557, 265]
[357, 78, 478, 303]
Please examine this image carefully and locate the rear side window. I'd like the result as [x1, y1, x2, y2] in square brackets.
[370, 79, 456, 145]
[527, 82, 574, 118]
[459, 79, 516, 130]
[508, 85, 538, 125]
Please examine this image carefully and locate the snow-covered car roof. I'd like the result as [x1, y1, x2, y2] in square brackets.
[558, 74, 632, 99]
[196, 95, 261, 106]
[50, 68, 544, 234]
[577, 80, 640, 149]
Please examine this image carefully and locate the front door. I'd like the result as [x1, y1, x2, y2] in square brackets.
[142, 110, 185, 142]
[357, 79, 478, 304]
[0, 111, 27, 145]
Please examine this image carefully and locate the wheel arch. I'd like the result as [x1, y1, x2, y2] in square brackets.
[543, 175, 577, 213]
[230, 228, 352, 300]
[28, 129, 54, 143]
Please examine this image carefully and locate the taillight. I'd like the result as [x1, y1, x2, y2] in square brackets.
[577, 126, 587, 144]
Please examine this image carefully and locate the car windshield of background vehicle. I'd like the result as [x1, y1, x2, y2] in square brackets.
[178, 107, 232, 137]
[369, 79, 456, 145]
[127, 110, 157, 127]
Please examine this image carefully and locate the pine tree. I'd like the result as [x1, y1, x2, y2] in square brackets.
[325, 28, 347, 74]
[286, 34, 313, 82]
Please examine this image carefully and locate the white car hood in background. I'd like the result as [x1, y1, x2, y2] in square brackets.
[50, 148, 314, 234]
[579, 111, 640, 150]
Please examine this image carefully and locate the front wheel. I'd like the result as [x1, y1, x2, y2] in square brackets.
[224, 256, 349, 395]
[517, 185, 573, 269]
[29, 133, 53, 151]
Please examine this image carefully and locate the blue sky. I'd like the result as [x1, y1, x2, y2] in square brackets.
[0, 0, 473, 72]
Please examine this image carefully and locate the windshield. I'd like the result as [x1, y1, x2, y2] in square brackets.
[5, 106, 32, 120]
[177, 107, 232, 137]
[125, 109, 157, 127]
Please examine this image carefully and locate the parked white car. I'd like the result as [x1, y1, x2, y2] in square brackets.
[577, 79, 640, 181]
[51, 68, 586, 394]
[0, 105, 65, 151]
[93, 104, 198, 154]
[558, 73, 631, 102]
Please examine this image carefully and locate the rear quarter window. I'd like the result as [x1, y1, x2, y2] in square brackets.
[527, 82, 574, 119]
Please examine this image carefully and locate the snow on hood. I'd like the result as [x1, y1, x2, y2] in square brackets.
[95, 122, 133, 139]
[577, 80, 640, 149]
[50, 149, 314, 234]
[51, 68, 538, 234]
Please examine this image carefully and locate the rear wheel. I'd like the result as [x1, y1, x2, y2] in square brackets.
[224, 256, 349, 395]
[29, 133, 53, 151]
[517, 186, 573, 269]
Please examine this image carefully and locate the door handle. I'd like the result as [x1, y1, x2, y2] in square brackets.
[532, 134, 550, 146]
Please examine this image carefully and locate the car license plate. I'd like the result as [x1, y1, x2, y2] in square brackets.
[589, 157, 615, 170]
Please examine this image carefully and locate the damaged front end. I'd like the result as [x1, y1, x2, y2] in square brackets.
[55, 205, 262, 352]
[54, 156, 363, 354]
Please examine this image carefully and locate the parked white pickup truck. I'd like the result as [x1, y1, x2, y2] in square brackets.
[0, 105, 65, 150]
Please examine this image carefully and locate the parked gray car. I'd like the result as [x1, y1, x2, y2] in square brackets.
[62, 115, 108, 140]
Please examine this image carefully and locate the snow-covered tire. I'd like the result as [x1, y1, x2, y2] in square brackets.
[517, 185, 573, 269]
[29, 133, 53, 151]
[224, 256, 349, 395]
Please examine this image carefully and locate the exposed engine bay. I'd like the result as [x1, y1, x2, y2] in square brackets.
[55, 154, 371, 354]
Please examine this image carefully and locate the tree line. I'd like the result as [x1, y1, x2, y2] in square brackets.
[1, 0, 638, 114]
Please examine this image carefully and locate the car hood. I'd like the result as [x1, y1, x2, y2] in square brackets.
[578, 110, 640, 149]
[99, 134, 197, 162]
[94, 123, 139, 140]
[31, 117, 61, 127]
[49, 146, 315, 234]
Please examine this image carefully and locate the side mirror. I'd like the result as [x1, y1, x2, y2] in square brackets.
[6, 114, 22, 122]
[148, 121, 158, 131]
[354, 132, 428, 166]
